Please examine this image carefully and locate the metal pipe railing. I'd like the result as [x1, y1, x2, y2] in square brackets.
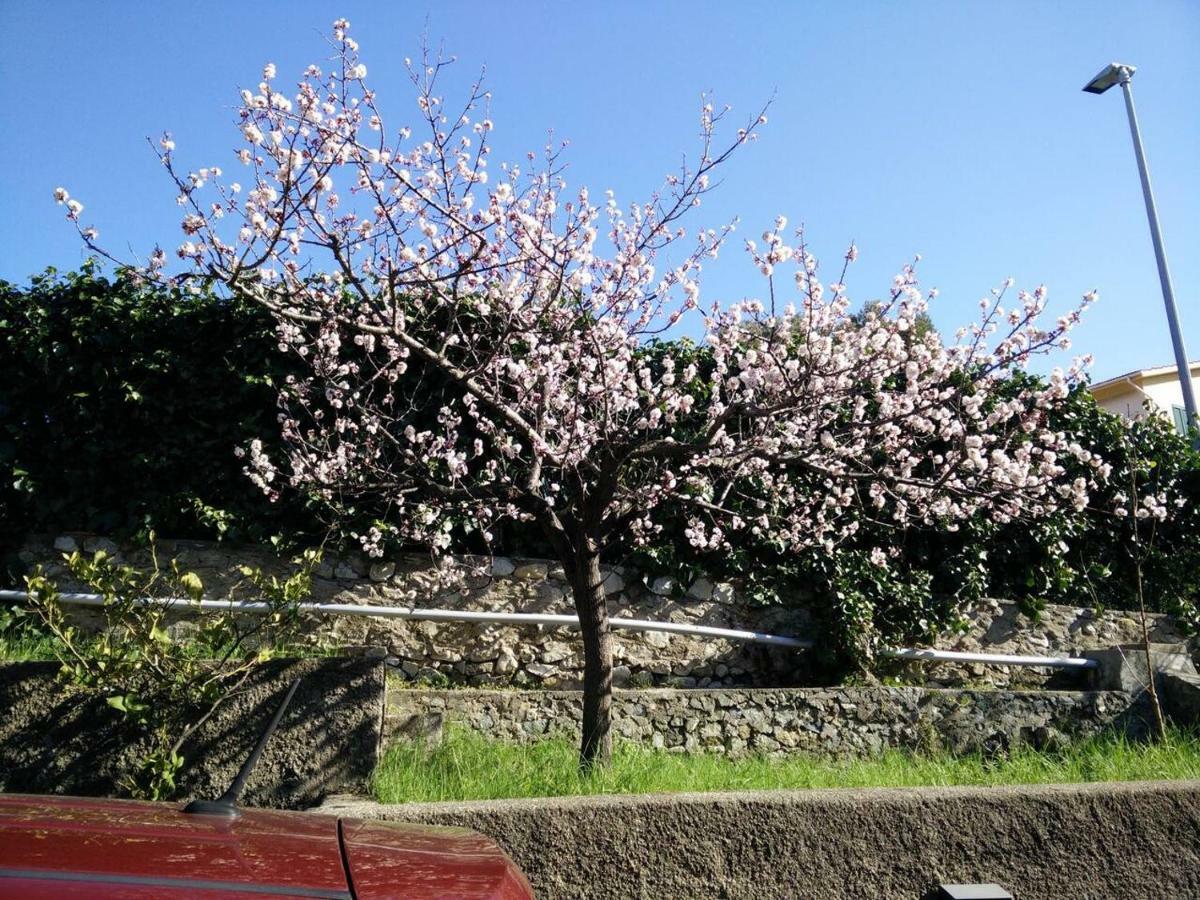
[0, 588, 1099, 669]
[0, 590, 812, 649]
[881, 646, 1097, 670]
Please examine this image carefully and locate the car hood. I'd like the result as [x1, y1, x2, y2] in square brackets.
[0, 793, 350, 898]
[339, 817, 533, 900]
[0, 794, 532, 899]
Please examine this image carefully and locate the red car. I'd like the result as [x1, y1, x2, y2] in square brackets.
[0, 792, 533, 899]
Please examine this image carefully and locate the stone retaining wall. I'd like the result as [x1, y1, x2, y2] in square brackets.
[19, 533, 1190, 690]
[387, 685, 1145, 756]
[319, 781, 1200, 900]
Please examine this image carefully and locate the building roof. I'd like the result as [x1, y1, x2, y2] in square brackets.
[1090, 360, 1200, 395]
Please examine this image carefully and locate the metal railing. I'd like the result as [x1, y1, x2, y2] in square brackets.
[0, 588, 1098, 669]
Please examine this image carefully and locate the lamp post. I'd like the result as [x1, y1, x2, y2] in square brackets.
[1084, 62, 1198, 440]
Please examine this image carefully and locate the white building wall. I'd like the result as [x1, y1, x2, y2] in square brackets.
[1142, 377, 1195, 416]
[1093, 370, 1198, 431]
[1094, 386, 1146, 419]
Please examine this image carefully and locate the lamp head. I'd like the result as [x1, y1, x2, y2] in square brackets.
[1083, 62, 1135, 94]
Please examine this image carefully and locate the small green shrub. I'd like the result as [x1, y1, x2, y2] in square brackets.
[24, 542, 321, 799]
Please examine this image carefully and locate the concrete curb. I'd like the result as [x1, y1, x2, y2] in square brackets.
[320, 781, 1200, 899]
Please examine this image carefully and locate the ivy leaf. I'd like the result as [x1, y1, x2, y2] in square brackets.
[179, 571, 204, 602]
[107, 693, 147, 715]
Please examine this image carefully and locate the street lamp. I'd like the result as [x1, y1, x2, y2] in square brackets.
[1083, 62, 1198, 442]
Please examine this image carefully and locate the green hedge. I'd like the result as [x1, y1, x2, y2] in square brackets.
[635, 374, 1200, 657]
[2, 266, 1197, 649]
[0, 265, 313, 559]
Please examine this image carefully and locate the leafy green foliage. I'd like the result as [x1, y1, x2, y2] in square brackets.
[0, 264, 504, 568]
[982, 382, 1200, 625]
[23, 543, 321, 799]
[0, 263, 315, 565]
[3, 266, 1196, 675]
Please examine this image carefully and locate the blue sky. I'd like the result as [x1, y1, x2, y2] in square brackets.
[2, 1, 1197, 382]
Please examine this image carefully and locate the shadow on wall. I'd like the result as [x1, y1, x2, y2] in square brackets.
[0, 657, 385, 809]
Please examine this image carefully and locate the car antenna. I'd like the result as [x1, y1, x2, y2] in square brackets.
[183, 677, 302, 818]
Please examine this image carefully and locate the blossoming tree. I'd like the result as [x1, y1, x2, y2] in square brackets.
[62, 19, 1102, 767]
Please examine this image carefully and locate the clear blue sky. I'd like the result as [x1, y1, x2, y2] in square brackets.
[2, 1, 1197, 382]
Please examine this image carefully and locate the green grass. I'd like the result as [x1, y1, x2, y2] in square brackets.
[0, 628, 341, 664]
[371, 726, 1200, 804]
[0, 632, 60, 661]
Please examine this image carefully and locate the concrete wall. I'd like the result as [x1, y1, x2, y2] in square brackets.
[0, 657, 384, 808]
[19, 534, 1189, 691]
[387, 685, 1146, 757]
[320, 780, 1200, 900]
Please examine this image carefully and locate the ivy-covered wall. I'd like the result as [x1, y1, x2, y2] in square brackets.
[0, 265, 306, 549]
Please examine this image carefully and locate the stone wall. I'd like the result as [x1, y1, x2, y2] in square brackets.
[19, 533, 1190, 690]
[320, 781, 1200, 900]
[387, 685, 1145, 757]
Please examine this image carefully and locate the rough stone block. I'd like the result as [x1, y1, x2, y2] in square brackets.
[711, 582, 735, 603]
[525, 662, 557, 679]
[649, 576, 677, 596]
[368, 561, 395, 582]
[1161, 671, 1200, 730]
[513, 563, 548, 581]
[52, 535, 79, 553]
[1083, 643, 1197, 693]
[600, 570, 624, 594]
[82, 536, 119, 555]
[493, 648, 519, 675]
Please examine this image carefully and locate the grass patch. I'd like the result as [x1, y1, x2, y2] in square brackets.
[0, 629, 342, 664]
[0, 631, 60, 662]
[371, 726, 1200, 804]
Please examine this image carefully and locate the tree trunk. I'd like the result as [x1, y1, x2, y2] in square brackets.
[568, 548, 614, 770]
[1134, 559, 1169, 741]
